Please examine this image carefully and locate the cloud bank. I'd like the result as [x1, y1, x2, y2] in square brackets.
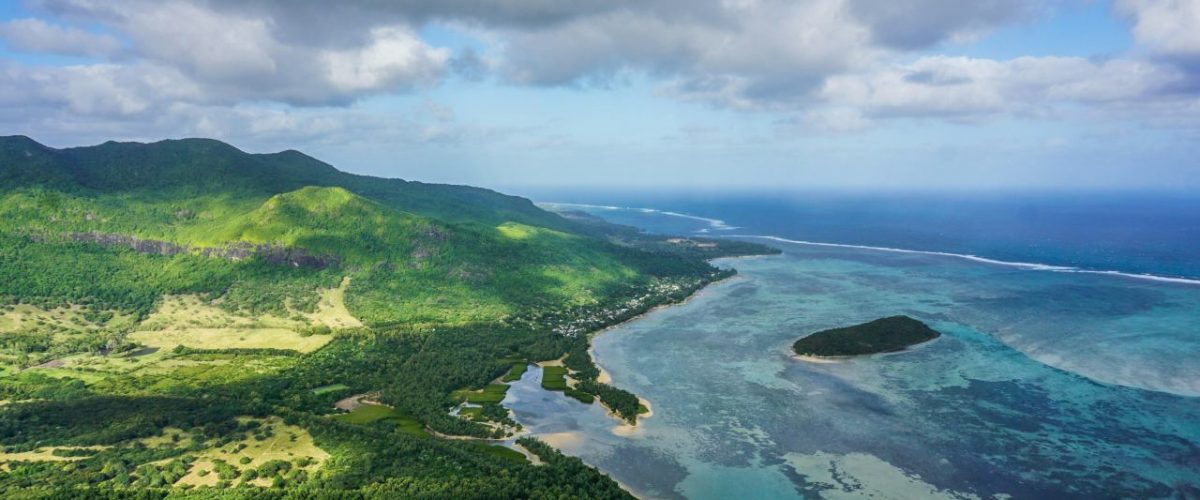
[0, 0, 1198, 157]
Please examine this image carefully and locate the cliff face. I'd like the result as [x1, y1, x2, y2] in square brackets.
[51, 231, 338, 269]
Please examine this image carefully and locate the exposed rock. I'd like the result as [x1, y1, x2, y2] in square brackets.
[47, 231, 338, 269]
[423, 226, 448, 242]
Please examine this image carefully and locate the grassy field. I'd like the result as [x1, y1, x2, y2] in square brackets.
[311, 383, 350, 395]
[175, 416, 328, 488]
[136, 295, 298, 331]
[0, 303, 137, 335]
[0, 416, 328, 489]
[451, 384, 510, 405]
[302, 277, 363, 329]
[0, 446, 106, 465]
[471, 443, 527, 465]
[496, 222, 542, 240]
[458, 406, 483, 421]
[0, 303, 138, 371]
[3, 347, 295, 394]
[500, 362, 528, 382]
[541, 366, 568, 391]
[334, 404, 429, 438]
[130, 295, 333, 353]
[58, 348, 171, 374]
[138, 427, 191, 448]
[565, 389, 595, 404]
[333, 403, 395, 425]
[128, 327, 331, 353]
[26, 367, 108, 384]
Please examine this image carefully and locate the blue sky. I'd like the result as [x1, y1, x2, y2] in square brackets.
[0, 0, 1197, 191]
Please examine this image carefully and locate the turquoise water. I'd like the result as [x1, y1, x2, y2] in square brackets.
[504, 209, 1200, 499]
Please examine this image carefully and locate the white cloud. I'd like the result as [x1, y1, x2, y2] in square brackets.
[1, 0, 1199, 150]
[0, 62, 199, 117]
[322, 27, 449, 94]
[1117, 0, 1200, 58]
[9, 0, 1117, 115]
[0, 18, 123, 58]
[822, 55, 1184, 118]
[845, 0, 1042, 49]
[24, 0, 450, 105]
[495, 0, 880, 107]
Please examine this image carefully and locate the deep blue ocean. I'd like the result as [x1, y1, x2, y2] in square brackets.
[527, 190, 1200, 280]
[496, 190, 1200, 499]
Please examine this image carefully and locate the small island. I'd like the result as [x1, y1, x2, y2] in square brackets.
[793, 315, 941, 357]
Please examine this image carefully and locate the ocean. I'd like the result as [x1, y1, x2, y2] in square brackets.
[532, 190, 1200, 281]
[500, 191, 1200, 499]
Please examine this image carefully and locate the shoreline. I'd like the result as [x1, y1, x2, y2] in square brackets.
[788, 331, 944, 364]
[582, 268, 749, 428]
[586, 267, 748, 340]
[514, 252, 777, 499]
[792, 353, 845, 364]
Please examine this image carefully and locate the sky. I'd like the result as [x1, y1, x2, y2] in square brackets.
[0, 0, 1198, 192]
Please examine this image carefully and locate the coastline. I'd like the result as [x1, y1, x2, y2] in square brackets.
[788, 332, 944, 364]
[510, 252, 777, 499]
[791, 354, 845, 364]
[585, 265, 750, 340]
[582, 268, 747, 428]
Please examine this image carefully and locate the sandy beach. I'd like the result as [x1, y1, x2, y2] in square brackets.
[609, 397, 654, 437]
[536, 355, 566, 368]
[540, 431, 583, 448]
[791, 354, 843, 364]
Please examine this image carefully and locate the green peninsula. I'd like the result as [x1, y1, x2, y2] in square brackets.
[0, 135, 778, 498]
[793, 315, 941, 357]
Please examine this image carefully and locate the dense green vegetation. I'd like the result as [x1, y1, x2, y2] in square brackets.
[451, 384, 509, 405]
[576, 381, 642, 423]
[792, 315, 941, 357]
[499, 363, 527, 383]
[564, 388, 596, 404]
[0, 135, 776, 497]
[540, 366, 569, 391]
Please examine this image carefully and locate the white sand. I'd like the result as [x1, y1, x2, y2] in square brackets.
[536, 355, 566, 368]
[540, 431, 583, 448]
[610, 397, 654, 438]
[792, 354, 843, 364]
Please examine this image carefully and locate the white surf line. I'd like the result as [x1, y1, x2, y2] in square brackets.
[728, 234, 1200, 286]
[536, 201, 624, 211]
[1053, 269, 1200, 286]
[537, 201, 739, 231]
[536, 202, 1200, 286]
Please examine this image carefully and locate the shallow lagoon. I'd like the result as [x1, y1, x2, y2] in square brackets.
[505, 238, 1200, 499]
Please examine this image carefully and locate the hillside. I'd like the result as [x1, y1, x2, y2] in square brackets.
[0, 135, 571, 230]
[0, 136, 776, 498]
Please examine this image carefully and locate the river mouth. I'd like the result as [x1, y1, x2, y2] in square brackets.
[504, 244, 1200, 499]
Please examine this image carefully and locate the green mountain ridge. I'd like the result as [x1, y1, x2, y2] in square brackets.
[0, 135, 569, 230]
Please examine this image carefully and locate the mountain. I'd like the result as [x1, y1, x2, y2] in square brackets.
[0, 136, 775, 498]
[0, 135, 571, 229]
[0, 136, 710, 323]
